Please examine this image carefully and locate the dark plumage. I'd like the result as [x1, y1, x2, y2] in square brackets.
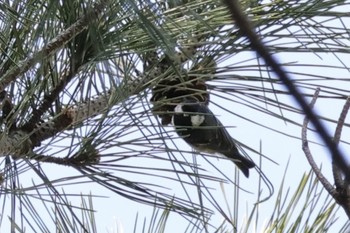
[172, 98, 255, 177]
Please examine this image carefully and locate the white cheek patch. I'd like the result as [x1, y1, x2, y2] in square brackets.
[190, 115, 205, 126]
[173, 103, 204, 126]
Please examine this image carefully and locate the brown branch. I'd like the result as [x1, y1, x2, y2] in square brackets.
[302, 89, 350, 219]
[334, 96, 350, 145]
[20, 68, 75, 132]
[332, 96, 350, 218]
[29, 109, 75, 147]
[333, 97, 350, 188]
[0, 91, 16, 130]
[26, 148, 100, 167]
[301, 88, 336, 196]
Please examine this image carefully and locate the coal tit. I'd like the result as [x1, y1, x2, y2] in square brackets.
[172, 98, 255, 177]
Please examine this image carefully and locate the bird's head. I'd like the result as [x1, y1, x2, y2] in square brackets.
[172, 97, 208, 127]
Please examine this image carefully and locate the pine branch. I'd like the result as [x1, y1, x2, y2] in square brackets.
[0, 34, 202, 164]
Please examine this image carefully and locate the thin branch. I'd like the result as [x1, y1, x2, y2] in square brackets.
[333, 96, 350, 188]
[334, 96, 350, 144]
[302, 89, 350, 219]
[301, 88, 335, 195]
[25, 148, 100, 166]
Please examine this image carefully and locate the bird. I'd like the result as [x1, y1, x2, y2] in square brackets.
[172, 97, 255, 177]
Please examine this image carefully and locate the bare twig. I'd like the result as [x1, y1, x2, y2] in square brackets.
[301, 88, 335, 195]
[333, 97, 350, 145]
[302, 89, 350, 219]
[333, 97, 350, 188]
[332, 96, 350, 218]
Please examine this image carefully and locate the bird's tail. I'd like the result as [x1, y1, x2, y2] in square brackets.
[226, 153, 255, 178]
